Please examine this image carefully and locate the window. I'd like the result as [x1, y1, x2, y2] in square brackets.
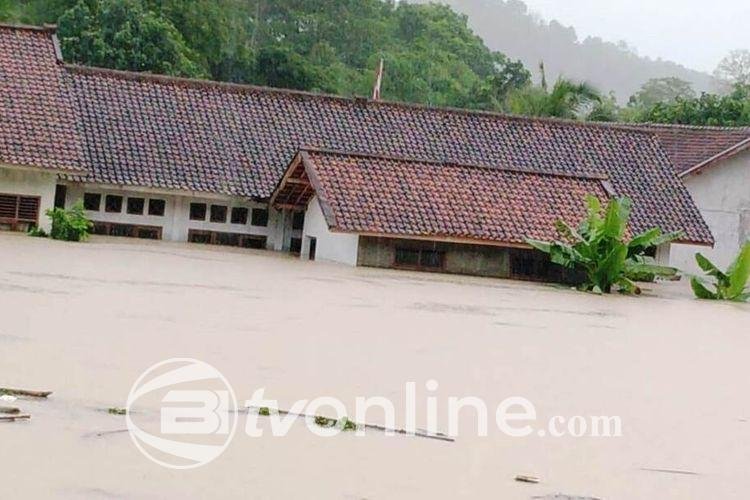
[290, 237, 302, 254]
[215, 232, 240, 246]
[105, 195, 123, 213]
[148, 199, 166, 216]
[231, 207, 248, 225]
[395, 248, 420, 267]
[187, 230, 266, 249]
[242, 236, 267, 249]
[210, 205, 227, 223]
[127, 197, 145, 215]
[0, 194, 40, 231]
[54, 185, 67, 209]
[510, 249, 550, 280]
[188, 230, 212, 244]
[91, 222, 162, 239]
[190, 203, 206, 221]
[251, 208, 268, 227]
[83, 193, 101, 211]
[395, 247, 444, 270]
[292, 211, 305, 230]
[307, 237, 317, 261]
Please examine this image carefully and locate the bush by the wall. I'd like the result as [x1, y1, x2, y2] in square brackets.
[46, 201, 93, 242]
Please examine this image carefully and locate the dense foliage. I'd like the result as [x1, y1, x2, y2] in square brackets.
[635, 85, 750, 126]
[690, 243, 750, 302]
[46, 201, 93, 242]
[527, 196, 681, 295]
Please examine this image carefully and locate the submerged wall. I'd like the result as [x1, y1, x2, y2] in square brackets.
[0, 165, 57, 232]
[671, 150, 750, 273]
[300, 196, 359, 265]
[357, 236, 583, 283]
[64, 183, 290, 247]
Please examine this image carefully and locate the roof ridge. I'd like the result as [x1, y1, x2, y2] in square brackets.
[604, 121, 750, 132]
[64, 63, 658, 137]
[301, 147, 610, 181]
[0, 23, 56, 33]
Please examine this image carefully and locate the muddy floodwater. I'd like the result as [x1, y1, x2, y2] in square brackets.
[1, 233, 749, 499]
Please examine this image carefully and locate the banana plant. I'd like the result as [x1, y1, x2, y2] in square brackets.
[527, 195, 682, 294]
[690, 242, 750, 301]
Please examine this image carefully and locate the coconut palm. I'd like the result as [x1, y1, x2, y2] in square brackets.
[506, 64, 601, 119]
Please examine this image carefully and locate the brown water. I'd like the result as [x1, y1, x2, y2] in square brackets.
[1, 233, 748, 499]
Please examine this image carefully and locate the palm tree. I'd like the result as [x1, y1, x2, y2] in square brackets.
[506, 63, 601, 119]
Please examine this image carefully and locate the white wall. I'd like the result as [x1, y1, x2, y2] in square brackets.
[0, 165, 58, 232]
[64, 183, 279, 246]
[671, 150, 750, 273]
[300, 196, 359, 266]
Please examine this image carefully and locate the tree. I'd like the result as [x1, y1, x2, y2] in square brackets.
[527, 195, 681, 294]
[507, 77, 601, 119]
[714, 49, 750, 87]
[635, 84, 750, 126]
[629, 77, 696, 108]
[57, 0, 207, 78]
[587, 92, 620, 122]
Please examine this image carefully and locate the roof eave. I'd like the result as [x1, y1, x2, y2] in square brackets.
[679, 137, 750, 178]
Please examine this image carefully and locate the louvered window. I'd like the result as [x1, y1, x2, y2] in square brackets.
[0, 194, 40, 225]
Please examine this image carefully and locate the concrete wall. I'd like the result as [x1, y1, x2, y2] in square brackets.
[671, 151, 750, 273]
[64, 183, 284, 247]
[0, 165, 58, 232]
[300, 196, 359, 265]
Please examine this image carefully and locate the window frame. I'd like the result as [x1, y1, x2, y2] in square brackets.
[189, 202, 207, 221]
[105, 195, 123, 213]
[394, 247, 445, 271]
[231, 207, 249, 225]
[148, 199, 166, 217]
[251, 208, 269, 227]
[210, 204, 228, 223]
[126, 197, 145, 215]
[83, 193, 101, 212]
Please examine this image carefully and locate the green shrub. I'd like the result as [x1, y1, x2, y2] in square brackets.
[690, 242, 750, 302]
[46, 201, 93, 242]
[527, 195, 681, 294]
[27, 226, 48, 238]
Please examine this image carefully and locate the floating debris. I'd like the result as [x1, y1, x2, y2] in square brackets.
[532, 495, 601, 500]
[0, 414, 31, 422]
[515, 475, 540, 484]
[640, 467, 699, 476]
[0, 388, 52, 398]
[250, 406, 454, 442]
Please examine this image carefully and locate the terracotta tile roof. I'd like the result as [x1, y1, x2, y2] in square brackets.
[622, 123, 750, 175]
[61, 66, 712, 244]
[274, 149, 614, 244]
[0, 25, 713, 244]
[0, 25, 85, 173]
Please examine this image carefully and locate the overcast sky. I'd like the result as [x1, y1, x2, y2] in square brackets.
[522, 0, 750, 73]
